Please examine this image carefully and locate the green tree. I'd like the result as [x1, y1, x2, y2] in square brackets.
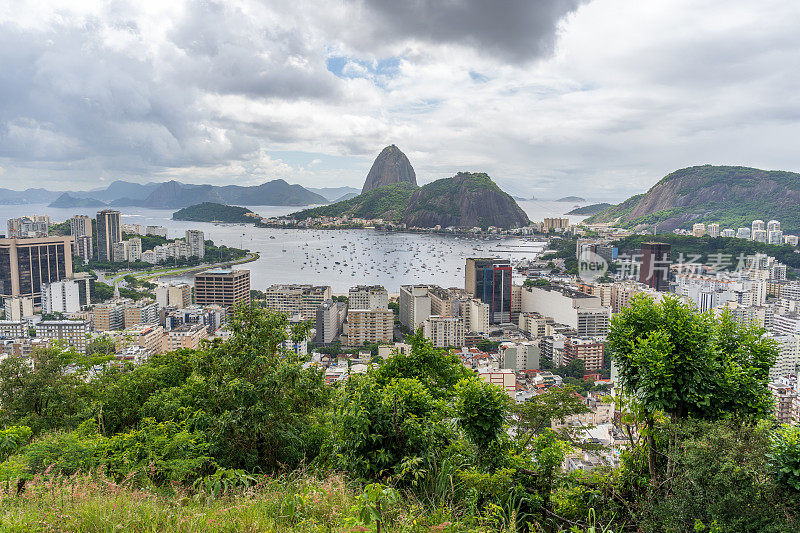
[476, 338, 500, 353]
[0, 347, 93, 433]
[87, 335, 116, 356]
[553, 358, 585, 379]
[608, 294, 777, 482]
[516, 385, 591, 446]
[455, 378, 512, 466]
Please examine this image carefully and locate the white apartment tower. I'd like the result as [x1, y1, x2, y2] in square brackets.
[185, 230, 205, 259]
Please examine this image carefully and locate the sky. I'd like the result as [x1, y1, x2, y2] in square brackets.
[1, 0, 799, 200]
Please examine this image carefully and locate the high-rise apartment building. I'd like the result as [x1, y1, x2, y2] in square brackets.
[422, 315, 465, 348]
[185, 230, 205, 259]
[430, 286, 459, 316]
[93, 301, 126, 331]
[769, 230, 784, 246]
[467, 298, 490, 334]
[692, 223, 706, 237]
[752, 229, 767, 243]
[0, 236, 74, 308]
[639, 242, 671, 292]
[194, 269, 251, 310]
[42, 275, 92, 314]
[348, 285, 388, 310]
[264, 284, 330, 319]
[70, 215, 93, 259]
[315, 299, 347, 344]
[123, 300, 159, 328]
[399, 285, 432, 331]
[752, 219, 765, 234]
[465, 258, 512, 324]
[155, 282, 192, 309]
[146, 226, 168, 238]
[6, 215, 50, 238]
[707, 223, 720, 238]
[344, 308, 393, 346]
[96, 210, 121, 262]
[75, 235, 93, 264]
[69, 216, 91, 236]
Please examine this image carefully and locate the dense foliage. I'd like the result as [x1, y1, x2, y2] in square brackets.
[291, 182, 417, 221]
[0, 301, 798, 532]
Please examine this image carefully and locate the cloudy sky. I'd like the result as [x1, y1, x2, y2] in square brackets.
[1, 0, 799, 200]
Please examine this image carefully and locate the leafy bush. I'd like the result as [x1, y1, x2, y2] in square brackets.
[768, 424, 800, 492]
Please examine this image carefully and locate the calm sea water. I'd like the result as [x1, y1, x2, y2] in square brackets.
[0, 200, 588, 292]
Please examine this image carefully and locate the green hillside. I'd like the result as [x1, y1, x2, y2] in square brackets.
[290, 182, 417, 221]
[566, 202, 613, 215]
[585, 165, 800, 232]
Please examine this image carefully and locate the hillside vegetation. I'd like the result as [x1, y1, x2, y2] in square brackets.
[291, 182, 417, 221]
[586, 165, 800, 232]
[0, 302, 798, 532]
[566, 203, 612, 215]
[290, 172, 530, 229]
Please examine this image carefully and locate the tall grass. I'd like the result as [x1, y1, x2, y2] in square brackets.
[0, 471, 508, 532]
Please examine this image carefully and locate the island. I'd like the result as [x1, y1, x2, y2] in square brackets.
[556, 196, 587, 202]
[566, 202, 612, 215]
[172, 202, 258, 223]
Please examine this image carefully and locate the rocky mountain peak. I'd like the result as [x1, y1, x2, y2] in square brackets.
[362, 145, 417, 193]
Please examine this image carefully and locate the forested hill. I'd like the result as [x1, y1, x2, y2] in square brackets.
[172, 202, 257, 223]
[290, 172, 530, 229]
[585, 165, 800, 232]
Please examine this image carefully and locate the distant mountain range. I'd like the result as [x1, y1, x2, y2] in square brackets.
[584, 165, 800, 232]
[0, 178, 331, 208]
[306, 186, 361, 202]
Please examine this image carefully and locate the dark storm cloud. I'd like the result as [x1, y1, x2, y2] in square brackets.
[358, 0, 587, 62]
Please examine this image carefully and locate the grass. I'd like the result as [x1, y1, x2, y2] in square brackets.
[0, 472, 500, 532]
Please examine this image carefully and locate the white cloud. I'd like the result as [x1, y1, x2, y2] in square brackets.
[0, 0, 799, 199]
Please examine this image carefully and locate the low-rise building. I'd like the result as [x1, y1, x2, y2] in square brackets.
[478, 368, 516, 397]
[123, 300, 159, 328]
[93, 301, 127, 331]
[501, 341, 541, 371]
